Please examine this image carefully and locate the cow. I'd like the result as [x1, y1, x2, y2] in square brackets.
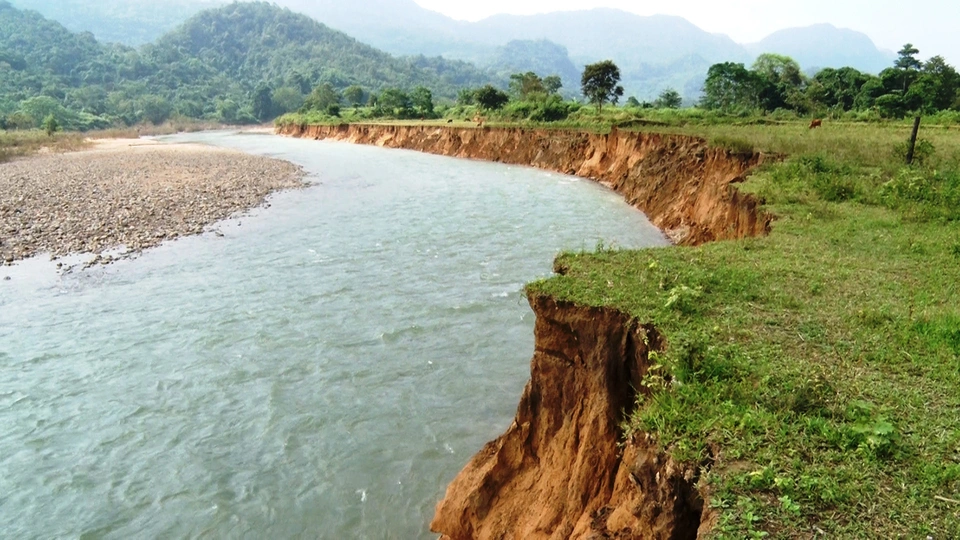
[809, 118, 823, 130]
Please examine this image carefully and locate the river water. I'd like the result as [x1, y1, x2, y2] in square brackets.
[0, 132, 668, 538]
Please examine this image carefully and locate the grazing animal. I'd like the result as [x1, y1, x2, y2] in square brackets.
[809, 118, 823, 129]
[472, 115, 486, 128]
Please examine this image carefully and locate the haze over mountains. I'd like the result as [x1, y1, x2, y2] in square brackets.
[8, 0, 897, 99]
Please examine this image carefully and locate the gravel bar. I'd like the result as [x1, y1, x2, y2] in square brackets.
[0, 139, 305, 265]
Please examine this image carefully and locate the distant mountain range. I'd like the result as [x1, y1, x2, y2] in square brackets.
[9, 0, 897, 100]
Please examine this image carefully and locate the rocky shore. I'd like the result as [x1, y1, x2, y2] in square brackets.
[0, 139, 304, 265]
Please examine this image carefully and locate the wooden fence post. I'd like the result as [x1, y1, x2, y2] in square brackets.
[906, 116, 921, 165]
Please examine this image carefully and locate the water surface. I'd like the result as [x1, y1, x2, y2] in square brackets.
[0, 132, 669, 538]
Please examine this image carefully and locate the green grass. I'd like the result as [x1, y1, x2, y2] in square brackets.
[527, 122, 960, 537]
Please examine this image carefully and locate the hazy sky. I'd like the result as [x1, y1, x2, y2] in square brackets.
[414, 0, 959, 63]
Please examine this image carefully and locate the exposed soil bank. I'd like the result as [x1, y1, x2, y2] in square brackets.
[431, 294, 709, 540]
[278, 123, 770, 538]
[0, 139, 304, 265]
[277, 123, 771, 245]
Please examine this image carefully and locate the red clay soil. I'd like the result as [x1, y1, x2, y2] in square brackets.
[277, 124, 772, 246]
[429, 294, 708, 540]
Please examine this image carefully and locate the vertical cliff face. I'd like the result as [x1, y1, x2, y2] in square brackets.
[429, 294, 706, 540]
[277, 124, 771, 246]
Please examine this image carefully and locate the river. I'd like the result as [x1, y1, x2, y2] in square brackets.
[0, 131, 669, 538]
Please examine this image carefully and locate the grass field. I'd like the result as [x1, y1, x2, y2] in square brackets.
[529, 119, 960, 537]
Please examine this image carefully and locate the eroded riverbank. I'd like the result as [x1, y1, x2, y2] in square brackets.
[0, 138, 304, 264]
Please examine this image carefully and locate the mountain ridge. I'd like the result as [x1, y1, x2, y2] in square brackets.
[6, 0, 898, 100]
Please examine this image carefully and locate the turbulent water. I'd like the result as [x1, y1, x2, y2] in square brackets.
[0, 132, 669, 538]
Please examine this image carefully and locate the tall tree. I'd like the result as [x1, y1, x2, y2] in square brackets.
[701, 62, 759, 111]
[894, 43, 922, 92]
[542, 75, 563, 95]
[581, 60, 624, 113]
[911, 56, 960, 112]
[752, 53, 806, 111]
[410, 86, 434, 117]
[509, 72, 545, 100]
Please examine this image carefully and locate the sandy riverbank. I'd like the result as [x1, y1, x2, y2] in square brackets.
[0, 138, 304, 265]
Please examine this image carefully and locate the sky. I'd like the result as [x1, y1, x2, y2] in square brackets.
[414, 0, 959, 64]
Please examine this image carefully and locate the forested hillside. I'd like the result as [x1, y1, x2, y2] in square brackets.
[0, 1, 497, 128]
[9, 0, 218, 46]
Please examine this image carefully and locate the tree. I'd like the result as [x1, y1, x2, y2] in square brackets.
[343, 85, 366, 107]
[251, 83, 274, 121]
[807, 67, 872, 112]
[377, 88, 412, 117]
[42, 114, 59, 136]
[895, 43, 922, 71]
[654, 88, 683, 109]
[509, 72, 546, 100]
[625, 96, 641, 108]
[751, 53, 806, 111]
[581, 60, 624, 113]
[911, 56, 960, 113]
[474, 85, 510, 111]
[302, 83, 341, 112]
[543, 75, 563, 95]
[410, 86, 434, 117]
[701, 62, 760, 111]
[894, 43, 922, 92]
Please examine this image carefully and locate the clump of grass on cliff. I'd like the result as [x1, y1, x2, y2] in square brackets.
[528, 122, 960, 538]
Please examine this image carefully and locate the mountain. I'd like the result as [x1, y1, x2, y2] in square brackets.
[467, 10, 748, 67]
[464, 9, 751, 99]
[8, 0, 220, 46]
[4, 0, 901, 100]
[0, 1, 497, 126]
[149, 2, 492, 95]
[275, 0, 475, 57]
[747, 24, 895, 74]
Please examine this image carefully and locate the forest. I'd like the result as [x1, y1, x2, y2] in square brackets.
[0, 1, 495, 130]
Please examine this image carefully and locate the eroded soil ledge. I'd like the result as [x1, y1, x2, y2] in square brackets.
[279, 123, 770, 538]
[277, 123, 771, 246]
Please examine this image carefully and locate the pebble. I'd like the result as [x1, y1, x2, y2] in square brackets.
[0, 145, 305, 265]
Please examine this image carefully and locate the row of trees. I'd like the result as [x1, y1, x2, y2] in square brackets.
[701, 45, 960, 117]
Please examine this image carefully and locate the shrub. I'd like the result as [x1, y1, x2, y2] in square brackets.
[880, 167, 960, 221]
